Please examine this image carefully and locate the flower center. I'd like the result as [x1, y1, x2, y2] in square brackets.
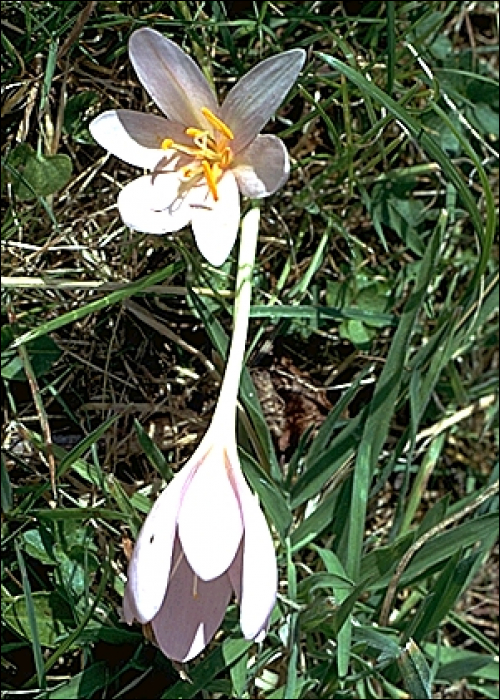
[161, 107, 234, 202]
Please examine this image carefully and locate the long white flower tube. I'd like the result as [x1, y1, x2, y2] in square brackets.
[123, 206, 277, 662]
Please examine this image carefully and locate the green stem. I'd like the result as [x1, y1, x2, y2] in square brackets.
[213, 205, 260, 429]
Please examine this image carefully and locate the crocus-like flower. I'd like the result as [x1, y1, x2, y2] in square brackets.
[90, 28, 305, 266]
[123, 423, 277, 662]
[123, 208, 278, 662]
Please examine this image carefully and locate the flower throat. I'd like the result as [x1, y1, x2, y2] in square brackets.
[161, 107, 234, 201]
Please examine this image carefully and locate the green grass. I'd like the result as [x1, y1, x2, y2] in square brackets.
[1, 1, 498, 698]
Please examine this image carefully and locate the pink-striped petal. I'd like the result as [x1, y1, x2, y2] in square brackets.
[129, 28, 218, 129]
[152, 535, 233, 662]
[190, 171, 240, 266]
[177, 446, 244, 581]
[231, 134, 290, 198]
[221, 49, 306, 154]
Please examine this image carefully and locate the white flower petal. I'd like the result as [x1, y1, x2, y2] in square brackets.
[177, 445, 244, 581]
[152, 535, 233, 662]
[124, 465, 194, 624]
[118, 173, 194, 234]
[221, 49, 306, 153]
[232, 134, 290, 198]
[190, 171, 240, 266]
[89, 110, 187, 170]
[129, 28, 218, 128]
[230, 465, 277, 640]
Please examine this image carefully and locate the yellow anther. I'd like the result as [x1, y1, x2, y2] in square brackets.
[161, 138, 174, 150]
[185, 127, 206, 138]
[220, 147, 232, 167]
[201, 107, 234, 140]
[202, 160, 219, 201]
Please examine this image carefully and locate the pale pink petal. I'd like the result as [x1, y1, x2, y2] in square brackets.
[177, 446, 244, 581]
[221, 49, 306, 154]
[152, 536, 233, 662]
[129, 28, 218, 128]
[124, 464, 195, 624]
[118, 173, 195, 234]
[89, 110, 188, 170]
[190, 171, 240, 266]
[231, 135, 290, 198]
[230, 466, 278, 640]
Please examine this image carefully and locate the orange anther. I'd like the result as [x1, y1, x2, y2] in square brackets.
[161, 138, 174, 150]
[202, 160, 219, 201]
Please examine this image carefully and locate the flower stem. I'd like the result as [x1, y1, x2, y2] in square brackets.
[213, 205, 260, 427]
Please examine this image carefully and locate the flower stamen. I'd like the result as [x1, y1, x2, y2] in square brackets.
[185, 127, 206, 139]
[202, 160, 220, 201]
[161, 108, 234, 200]
[201, 107, 234, 140]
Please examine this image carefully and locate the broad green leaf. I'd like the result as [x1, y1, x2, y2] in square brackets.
[4, 590, 75, 649]
[340, 319, 375, 349]
[8, 143, 72, 200]
[21, 527, 57, 565]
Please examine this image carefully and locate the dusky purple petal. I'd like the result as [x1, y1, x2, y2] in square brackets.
[227, 543, 243, 603]
[129, 28, 218, 128]
[231, 134, 290, 198]
[89, 110, 188, 170]
[178, 444, 244, 581]
[190, 171, 240, 266]
[220, 49, 305, 153]
[152, 535, 233, 662]
[230, 464, 278, 640]
[124, 464, 195, 624]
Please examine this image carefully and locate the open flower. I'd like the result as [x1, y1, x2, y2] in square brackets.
[90, 28, 305, 266]
[123, 425, 277, 662]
